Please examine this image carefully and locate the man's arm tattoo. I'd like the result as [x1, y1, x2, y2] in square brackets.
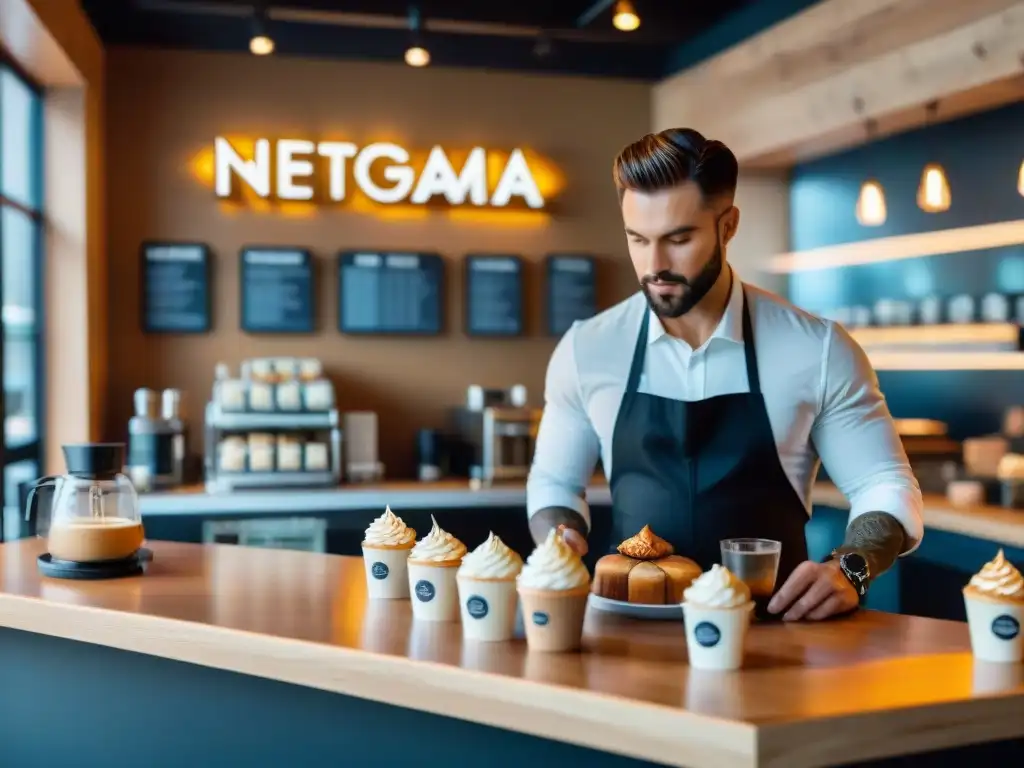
[836, 511, 907, 581]
[528, 507, 588, 546]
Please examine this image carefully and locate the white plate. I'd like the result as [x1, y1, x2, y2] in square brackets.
[588, 593, 683, 620]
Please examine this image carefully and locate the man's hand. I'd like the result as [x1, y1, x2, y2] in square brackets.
[557, 524, 589, 556]
[767, 560, 858, 621]
[528, 507, 589, 554]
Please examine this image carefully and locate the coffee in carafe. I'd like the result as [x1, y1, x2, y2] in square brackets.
[26, 443, 144, 564]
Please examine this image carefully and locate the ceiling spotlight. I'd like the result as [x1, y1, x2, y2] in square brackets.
[249, 2, 274, 55]
[405, 5, 430, 67]
[613, 0, 641, 31]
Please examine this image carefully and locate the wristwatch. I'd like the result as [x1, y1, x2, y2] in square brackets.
[830, 549, 870, 597]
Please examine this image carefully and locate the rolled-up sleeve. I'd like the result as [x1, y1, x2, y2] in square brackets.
[811, 321, 924, 553]
[526, 323, 601, 530]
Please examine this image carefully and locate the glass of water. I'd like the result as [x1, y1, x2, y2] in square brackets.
[720, 539, 782, 621]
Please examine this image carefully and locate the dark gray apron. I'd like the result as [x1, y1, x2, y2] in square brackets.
[609, 287, 809, 592]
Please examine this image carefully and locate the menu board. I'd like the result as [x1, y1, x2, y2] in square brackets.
[546, 254, 597, 336]
[240, 247, 314, 333]
[141, 242, 211, 333]
[465, 254, 524, 337]
[338, 251, 444, 335]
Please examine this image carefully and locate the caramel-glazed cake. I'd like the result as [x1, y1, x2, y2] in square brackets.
[592, 526, 702, 604]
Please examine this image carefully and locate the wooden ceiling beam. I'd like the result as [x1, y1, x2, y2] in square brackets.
[653, 0, 1024, 167]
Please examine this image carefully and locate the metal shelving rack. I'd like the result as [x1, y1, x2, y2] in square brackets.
[203, 402, 343, 493]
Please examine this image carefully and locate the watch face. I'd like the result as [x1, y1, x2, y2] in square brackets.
[842, 553, 868, 576]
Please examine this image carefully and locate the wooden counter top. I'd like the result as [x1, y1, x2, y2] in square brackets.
[138, 479, 1024, 548]
[1, 539, 1022, 768]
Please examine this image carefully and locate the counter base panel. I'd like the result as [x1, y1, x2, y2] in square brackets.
[3, 627, 1022, 768]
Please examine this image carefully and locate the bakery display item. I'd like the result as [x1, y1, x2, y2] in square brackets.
[593, 525, 701, 605]
[963, 549, 1024, 663]
[517, 528, 591, 652]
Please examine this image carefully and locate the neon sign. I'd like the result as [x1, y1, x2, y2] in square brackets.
[213, 137, 547, 209]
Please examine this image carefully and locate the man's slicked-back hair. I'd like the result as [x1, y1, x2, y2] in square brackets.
[613, 128, 738, 203]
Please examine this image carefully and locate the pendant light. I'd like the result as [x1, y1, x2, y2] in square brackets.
[613, 1, 641, 31]
[917, 101, 950, 213]
[404, 6, 430, 67]
[855, 119, 887, 227]
[1017, 159, 1024, 197]
[249, 1, 274, 56]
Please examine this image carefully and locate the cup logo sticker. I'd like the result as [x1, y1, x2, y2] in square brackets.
[415, 580, 435, 603]
[991, 614, 1021, 641]
[532, 611, 550, 627]
[371, 562, 389, 580]
[466, 596, 488, 619]
[693, 621, 721, 648]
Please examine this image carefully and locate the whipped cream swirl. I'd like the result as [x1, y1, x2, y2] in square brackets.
[517, 528, 590, 591]
[409, 515, 467, 563]
[458, 532, 523, 580]
[363, 505, 416, 548]
[683, 564, 751, 609]
[968, 549, 1024, 601]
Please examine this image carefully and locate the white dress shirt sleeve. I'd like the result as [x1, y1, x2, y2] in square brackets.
[526, 323, 601, 530]
[811, 322, 925, 553]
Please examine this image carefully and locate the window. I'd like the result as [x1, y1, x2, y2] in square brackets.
[0, 60, 43, 541]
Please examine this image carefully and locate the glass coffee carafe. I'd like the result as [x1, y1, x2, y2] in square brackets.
[25, 443, 144, 563]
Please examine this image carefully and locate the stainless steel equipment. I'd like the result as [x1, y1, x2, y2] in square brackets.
[448, 404, 540, 485]
[128, 388, 185, 491]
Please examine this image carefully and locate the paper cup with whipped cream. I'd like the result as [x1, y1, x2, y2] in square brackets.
[407, 515, 467, 621]
[963, 549, 1024, 663]
[457, 532, 524, 642]
[361, 506, 416, 599]
[682, 564, 754, 671]
[516, 529, 591, 652]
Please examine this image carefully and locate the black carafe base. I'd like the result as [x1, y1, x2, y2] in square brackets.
[37, 548, 153, 580]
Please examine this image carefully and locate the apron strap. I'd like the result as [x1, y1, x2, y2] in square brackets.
[625, 306, 650, 394]
[740, 286, 761, 394]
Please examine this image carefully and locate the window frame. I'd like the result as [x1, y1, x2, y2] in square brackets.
[0, 51, 46, 541]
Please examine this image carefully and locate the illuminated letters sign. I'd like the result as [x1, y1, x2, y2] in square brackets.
[213, 137, 547, 209]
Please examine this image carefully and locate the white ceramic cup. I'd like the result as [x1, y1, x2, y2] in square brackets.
[457, 577, 518, 641]
[408, 561, 460, 621]
[682, 601, 754, 671]
[964, 593, 1023, 663]
[362, 545, 412, 599]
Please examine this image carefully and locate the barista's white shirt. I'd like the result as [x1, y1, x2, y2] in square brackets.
[526, 271, 924, 551]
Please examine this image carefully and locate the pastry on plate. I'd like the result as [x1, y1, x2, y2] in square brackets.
[593, 525, 701, 605]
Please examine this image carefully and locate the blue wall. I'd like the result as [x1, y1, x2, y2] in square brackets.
[789, 101, 1024, 438]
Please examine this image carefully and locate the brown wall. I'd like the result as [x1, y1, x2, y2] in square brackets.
[104, 48, 650, 478]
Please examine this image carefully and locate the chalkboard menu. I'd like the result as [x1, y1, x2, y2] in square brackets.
[546, 254, 597, 336]
[338, 252, 444, 335]
[141, 242, 211, 333]
[465, 255, 524, 337]
[240, 247, 314, 333]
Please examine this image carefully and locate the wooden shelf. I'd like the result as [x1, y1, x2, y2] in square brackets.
[867, 351, 1024, 370]
[851, 323, 1022, 351]
[767, 219, 1024, 273]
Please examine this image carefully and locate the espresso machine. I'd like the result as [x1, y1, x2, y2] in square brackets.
[448, 385, 540, 485]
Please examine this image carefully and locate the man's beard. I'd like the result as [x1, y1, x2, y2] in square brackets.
[641, 245, 723, 319]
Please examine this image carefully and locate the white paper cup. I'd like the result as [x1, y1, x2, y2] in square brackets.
[407, 561, 461, 621]
[457, 577, 518, 641]
[964, 591, 1024, 663]
[362, 544, 412, 599]
[682, 601, 754, 671]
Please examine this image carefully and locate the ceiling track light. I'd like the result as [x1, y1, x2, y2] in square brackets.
[404, 5, 430, 67]
[249, 1, 274, 55]
[613, 0, 641, 32]
[856, 119, 887, 227]
[917, 101, 951, 213]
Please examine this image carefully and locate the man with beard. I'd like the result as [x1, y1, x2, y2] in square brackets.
[526, 128, 923, 621]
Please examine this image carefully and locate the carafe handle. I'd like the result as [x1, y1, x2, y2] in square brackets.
[25, 476, 60, 536]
